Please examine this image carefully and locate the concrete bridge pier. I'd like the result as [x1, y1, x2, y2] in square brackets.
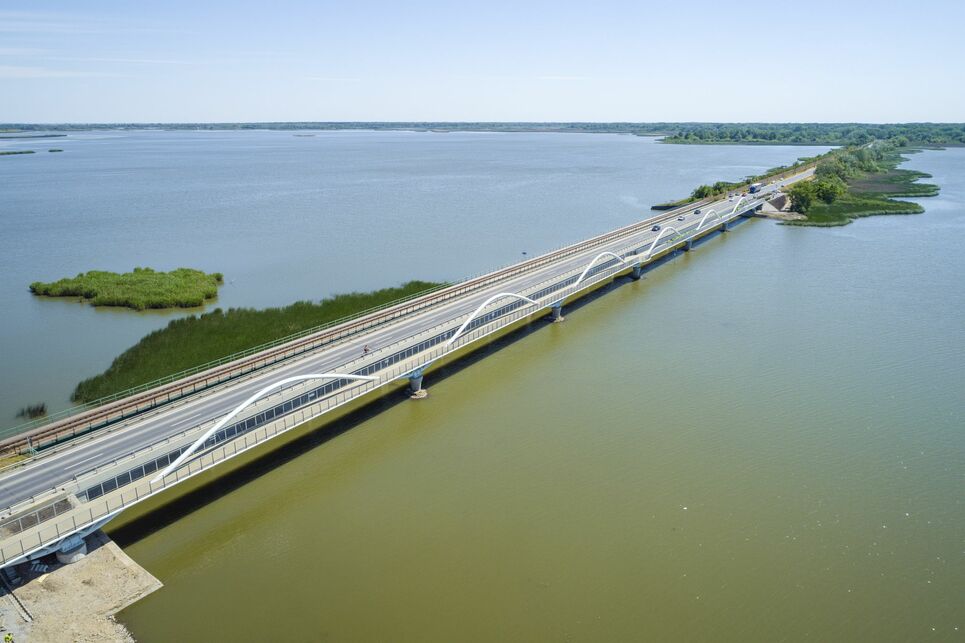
[550, 302, 565, 323]
[631, 265, 642, 280]
[721, 220, 730, 232]
[407, 368, 427, 399]
[683, 239, 694, 251]
[55, 534, 87, 565]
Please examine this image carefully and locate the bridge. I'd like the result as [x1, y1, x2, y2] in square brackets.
[0, 169, 810, 568]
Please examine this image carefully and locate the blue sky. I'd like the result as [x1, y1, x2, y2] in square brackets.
[2, 0, 963, 122]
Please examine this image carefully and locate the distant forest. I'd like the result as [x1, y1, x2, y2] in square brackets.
[3, 122, 964, 146]
[660, 123, 965, 146]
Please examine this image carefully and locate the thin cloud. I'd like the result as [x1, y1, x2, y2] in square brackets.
[537, 75, 592, 81]
[0, 11, 102, 34]
[0, 10, 193, 35]
[0, 47, 44, 56]
[0, 65, 122, 79]
[304, 76, 362, 82]
[42, 56, 197, 65]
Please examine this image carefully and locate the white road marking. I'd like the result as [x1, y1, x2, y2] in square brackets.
[72, 452, 105, 467]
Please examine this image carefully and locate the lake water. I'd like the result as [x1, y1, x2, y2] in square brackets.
[4, 133, 963, 639]
[0, 131, 828, 424]
[106, 141, 963, 641]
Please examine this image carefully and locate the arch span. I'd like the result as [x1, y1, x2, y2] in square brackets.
[445, 292, 540, 348]
[572, 251, 638, 291]
[730, 196, 748, 217]
[152, 373, 378, 482]
[644, 226, 682, 259]
[697, 208, 722, 230]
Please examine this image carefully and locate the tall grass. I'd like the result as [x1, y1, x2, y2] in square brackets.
[17, 403, 47, 419]
[794, 194, 924, 226]
[71, 280, 443, 403]
[30, 267, 224, 310]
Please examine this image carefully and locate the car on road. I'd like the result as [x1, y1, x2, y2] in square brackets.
[651, 224, 660, 232]
[694, 209, 701, 215]
[677, 215, 685, 221]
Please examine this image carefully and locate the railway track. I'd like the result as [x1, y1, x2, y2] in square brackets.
[1, 168, 808, 457]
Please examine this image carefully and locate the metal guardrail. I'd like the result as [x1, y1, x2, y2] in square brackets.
[1, 283, 453, 439]
[0, 187, 743, 454]
[0, 191, 772, 566]
[1, 164, 808, 462]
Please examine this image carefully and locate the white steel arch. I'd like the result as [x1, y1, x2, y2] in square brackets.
[697, 208, 722, 230]
[152, 373, 378, 482]
[445, 292, 540, 348]
[730, 196, 748, 216]
[572, 251, 638, 290]
[644, 226, 682, 259]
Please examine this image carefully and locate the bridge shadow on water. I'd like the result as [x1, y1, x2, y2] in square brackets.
[110, 228, 742, 546]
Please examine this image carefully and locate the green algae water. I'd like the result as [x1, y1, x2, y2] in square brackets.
[111, 148, 963, 641]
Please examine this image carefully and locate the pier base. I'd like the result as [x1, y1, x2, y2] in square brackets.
[550, 304, 564, 323]
[408, 369, 426, 399]
[683, 239, 693, 251]
[55, 535, 87, 565]
[631, 265, 642, 280]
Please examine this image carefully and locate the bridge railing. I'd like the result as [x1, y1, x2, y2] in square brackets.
[1, 190, 726, 455]
[0, 199, 779, 563]
[0, 283, 455, 440]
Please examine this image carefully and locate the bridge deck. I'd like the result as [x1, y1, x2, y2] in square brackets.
[0, 171, 810, 567]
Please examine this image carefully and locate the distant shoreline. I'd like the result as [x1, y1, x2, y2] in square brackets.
[2, 123, 962, 147]
[0, 133, 67, 139]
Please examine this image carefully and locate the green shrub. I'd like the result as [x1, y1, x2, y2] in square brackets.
[30, 267, 224, 311]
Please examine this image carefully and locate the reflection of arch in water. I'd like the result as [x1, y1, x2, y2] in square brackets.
[644, 226, 682, 259]
[152, 373, 378, 482]
[445, 292, 541, 348]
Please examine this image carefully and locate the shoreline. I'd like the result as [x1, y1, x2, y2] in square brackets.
[0, 530, 160, 642]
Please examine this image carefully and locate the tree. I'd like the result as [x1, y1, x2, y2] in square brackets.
[788, 182, 816, 213]
[691, 185, 714, 199]
[814, 176, 847, 204]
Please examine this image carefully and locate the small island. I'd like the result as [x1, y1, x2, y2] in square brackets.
[29, 267, 224, 311]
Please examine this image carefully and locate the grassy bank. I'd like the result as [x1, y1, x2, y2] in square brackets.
[786, 145, 938, 227]
[71, 280, 444, 403]
[30, 267, 224, 310]
[786, 193, 924, 226]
